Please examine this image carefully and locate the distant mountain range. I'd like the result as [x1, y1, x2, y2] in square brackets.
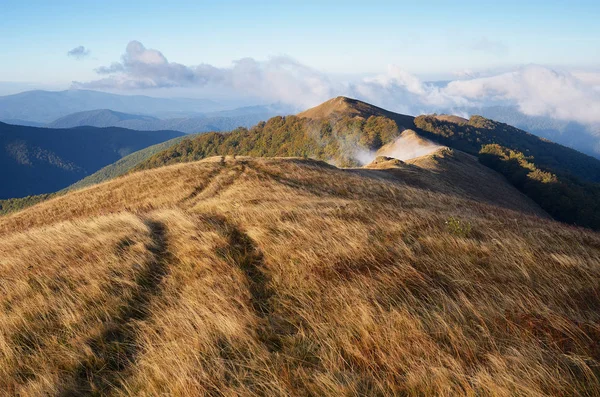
[0, 89, 221, 123]
[0, 122, 184, 198]
[45, 106, 290, 133]
[0, 89, 294, 134]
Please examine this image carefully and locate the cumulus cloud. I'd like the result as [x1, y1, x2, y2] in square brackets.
[572, 71, 600, 91]
[74, 41, 333, 108]
[445, 65, 600, 125]
[67, 46, 90, 60]
[73, 41, 600, 126]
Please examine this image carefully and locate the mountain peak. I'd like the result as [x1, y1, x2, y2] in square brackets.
[299, 96, 384, 119]
[297, 96, 416, 130]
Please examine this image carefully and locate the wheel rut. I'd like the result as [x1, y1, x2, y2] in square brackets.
[62, 219, 170, 396]
[207, 215, 289, 353]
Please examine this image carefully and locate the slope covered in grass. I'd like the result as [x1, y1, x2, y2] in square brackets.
[1, 156, 599, 396]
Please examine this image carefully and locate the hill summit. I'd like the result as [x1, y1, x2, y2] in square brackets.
[299, 96, 416, 129]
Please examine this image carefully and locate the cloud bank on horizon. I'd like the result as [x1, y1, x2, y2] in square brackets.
[73, 40, 600, 126]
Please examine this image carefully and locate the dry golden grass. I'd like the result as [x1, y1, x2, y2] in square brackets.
[1, 155, 599, 396]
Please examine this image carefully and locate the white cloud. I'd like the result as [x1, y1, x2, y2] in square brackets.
[445, 65, 600, 124]
[74, 41, 333, 108]
[73, 41, 600, 126]
[572, 71, 600, 91]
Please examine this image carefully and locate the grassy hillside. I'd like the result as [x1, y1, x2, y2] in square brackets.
[0, 194, 52, 215]
[414, 114, 600, 183]
[0, 122, 184, 198]
[0, 156, 598, 395]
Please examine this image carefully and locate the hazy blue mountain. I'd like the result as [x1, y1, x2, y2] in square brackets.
[0, 121, 184, 198]
[43, 103, 295, 133]
[48, 109, 161, 129]
[0, 119, 46, 127]
[0, 89, 221, 123]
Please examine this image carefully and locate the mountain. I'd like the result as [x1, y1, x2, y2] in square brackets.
[0, 119, 46, 127]
[0, 89, 220, 123]
[48, 109, 160, 128]
[1, 153, 599, 395]
[66, 135, 192, 191]
[137, 97, 414, 170]
[43, 104, 293, 133]
[299, 96, 416, 128]
[132, 97, 600, 230]
[50, 112, 279, 134]
[0, 121, 184, 198]
[137, 96, 600, 183]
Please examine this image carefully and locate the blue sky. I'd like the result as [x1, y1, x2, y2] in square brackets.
[1, 0, 599, 90]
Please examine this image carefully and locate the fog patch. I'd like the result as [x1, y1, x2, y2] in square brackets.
[376, 131, 443, 161]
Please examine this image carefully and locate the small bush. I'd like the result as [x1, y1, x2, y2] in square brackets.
[445, 216, 472, 237]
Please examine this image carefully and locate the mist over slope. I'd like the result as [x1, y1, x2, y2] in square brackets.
[376, 129, 442, 160]
[1, 155, 598, 395]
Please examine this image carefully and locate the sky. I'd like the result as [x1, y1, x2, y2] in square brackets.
[1, 0, 600, 125]
[2, 0, 599, 84]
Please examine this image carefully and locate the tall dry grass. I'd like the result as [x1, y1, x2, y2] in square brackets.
[1, 156, 599, 396]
